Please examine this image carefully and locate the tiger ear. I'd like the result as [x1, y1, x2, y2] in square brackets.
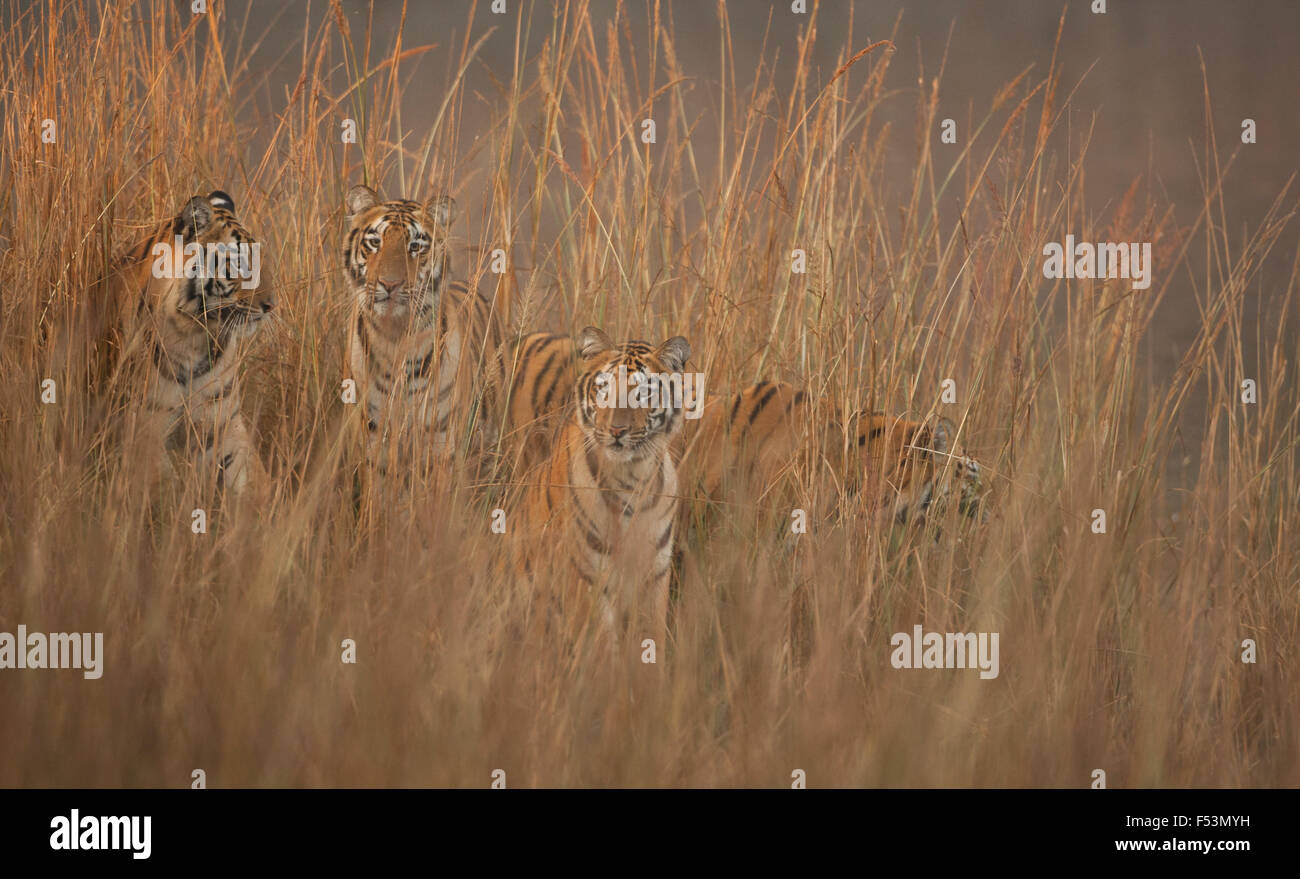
[928, 416, 956, 455]
[657, 336, 691, 372]
[427, 194, 457, 227]
[577, 326, 616, 358]
[179, 196, 213, 236]
[346, 184, 381, 217]
[207, 190, 235, 213]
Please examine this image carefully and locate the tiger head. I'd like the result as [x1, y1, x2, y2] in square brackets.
[144, 190, 273, 343]
[574, 326, 692, 465]
[344, 184, 457, 321]
[843, 413, 986, 523]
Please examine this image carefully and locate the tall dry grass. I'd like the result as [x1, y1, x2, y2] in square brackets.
[0, 0, 1296, 786]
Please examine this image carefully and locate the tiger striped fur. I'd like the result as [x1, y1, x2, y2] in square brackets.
[684, 380, 985, 525]
[343, 184, 504, 477]
[104, 190, 274, 495]
[495, 331, 585, 475]
[513, 327, 691, 646]
[494, 337, 984, 526]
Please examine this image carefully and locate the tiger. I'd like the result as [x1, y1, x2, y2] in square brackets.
[102, 190, 274, 495]
[343, 184, 505, 478]
[683, 380, 985, 526]
[680, 380, 985, 668]
[495, 339, 984, 525]
[493, 330, 585, 476]
[512, 327, 692, 648]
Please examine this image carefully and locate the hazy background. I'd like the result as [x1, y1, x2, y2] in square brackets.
[11, 0, 1294, 389]
[228, 0, 1298, 468]
[6, 0, 1296, 468]
[3, 0, 1298, 788]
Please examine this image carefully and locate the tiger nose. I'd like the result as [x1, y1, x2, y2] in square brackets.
[377, 276, 405, 294]
[608, 425, 629, 439]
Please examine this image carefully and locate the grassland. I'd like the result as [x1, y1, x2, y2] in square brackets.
[0, 0, 1296, 786]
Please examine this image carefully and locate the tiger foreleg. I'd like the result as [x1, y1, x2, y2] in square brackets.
[208, 412, 263, 496]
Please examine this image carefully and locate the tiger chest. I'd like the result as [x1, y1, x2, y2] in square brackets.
[356, 320, 459, 419]
[584, 469, 675, 571]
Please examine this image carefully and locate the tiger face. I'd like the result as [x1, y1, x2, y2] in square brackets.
[144, 190, 274, 346]
[343, 184, 456, 322]
[574, 327, 692, 465]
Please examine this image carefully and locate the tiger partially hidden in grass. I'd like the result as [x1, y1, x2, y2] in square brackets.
[679, 379, 986, 669]
[685, 380, 985, 527]
[100, 190, 274, 495]
[495, 330, 985, 650]
[497, 338, 985, 529]
[343, 184, 504, 478]
[510, 327, 692, 647]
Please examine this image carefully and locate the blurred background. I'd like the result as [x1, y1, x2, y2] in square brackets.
[6, 0, 1295, 412]
[2, 0, 1297, 788]
[227, 0, 1298, 474]
[228, 0, 1297, 372]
